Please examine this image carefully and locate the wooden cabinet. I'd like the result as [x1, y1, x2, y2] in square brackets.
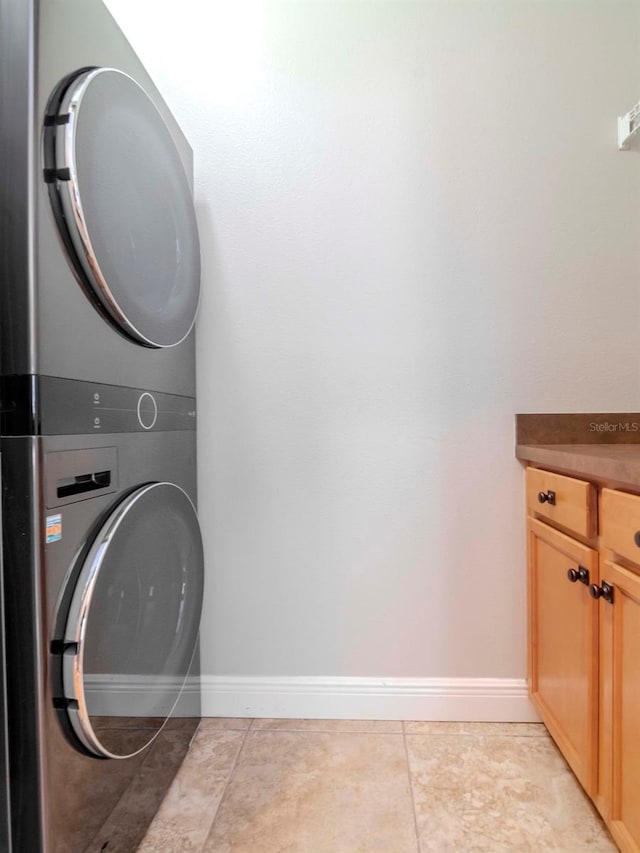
[600, 560, 640, 852]
[526, 466, 640, 853]
[527, 518, 598, 796]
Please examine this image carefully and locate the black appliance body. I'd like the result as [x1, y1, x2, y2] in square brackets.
[0, 1, 204, 850]
[2, 390, 203, 852]
[0, 0, 201, 400]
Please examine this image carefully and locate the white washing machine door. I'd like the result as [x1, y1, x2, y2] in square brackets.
[45, 67, 201, 348]
[61, 482, 204, 759]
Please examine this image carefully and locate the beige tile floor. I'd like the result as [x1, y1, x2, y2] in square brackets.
[138, 719, 617, 853]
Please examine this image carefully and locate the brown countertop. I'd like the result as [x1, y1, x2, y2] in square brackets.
[517, 444, 640, 491]
[515, 413, 640, 490]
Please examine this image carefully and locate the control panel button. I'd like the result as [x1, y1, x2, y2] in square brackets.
[136, 392, 158, 430]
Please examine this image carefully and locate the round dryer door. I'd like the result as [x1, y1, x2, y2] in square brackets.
[46, 67, 200, 348]
[62, 482, 204, 759]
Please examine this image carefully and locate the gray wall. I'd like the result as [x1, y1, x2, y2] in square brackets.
[106, 0, 640, 684]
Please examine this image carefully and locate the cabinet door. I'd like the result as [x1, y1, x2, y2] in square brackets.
[528, 518, 599, 796]
[600, 560, 640, 853]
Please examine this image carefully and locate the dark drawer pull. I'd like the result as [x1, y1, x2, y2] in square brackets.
[588, 581, 614, 604]
[567, 566, 590, 585]
[537, 490, 556, 506]
[57, 470, 111, 499]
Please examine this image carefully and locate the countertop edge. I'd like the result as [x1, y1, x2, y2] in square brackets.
[516, 444, 640, 492]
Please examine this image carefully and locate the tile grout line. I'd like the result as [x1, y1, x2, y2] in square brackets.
[402, 721, 422, 853]
[197, 719, 253, 853]
[250, 726, 403, 735]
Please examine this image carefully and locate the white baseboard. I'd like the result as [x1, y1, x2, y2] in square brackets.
[83, 673, 200, 717]
[200, 676, 539, 722]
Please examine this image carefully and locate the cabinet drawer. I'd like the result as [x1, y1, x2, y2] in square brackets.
[600, 488, 640, 566]
[526, 467, 596, 539]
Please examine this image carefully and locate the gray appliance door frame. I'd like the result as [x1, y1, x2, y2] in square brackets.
[46, 66, 201, 349]
[62, 481, 204, 759]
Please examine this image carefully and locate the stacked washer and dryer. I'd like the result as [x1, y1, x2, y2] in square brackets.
[0, 1, 204, 851]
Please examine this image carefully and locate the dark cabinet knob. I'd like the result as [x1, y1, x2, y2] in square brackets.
[537, 490, 556, 505]
[589, 582, 614, 604]
[567, 567, 589, 585]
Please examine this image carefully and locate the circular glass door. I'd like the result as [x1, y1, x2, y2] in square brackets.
[46, 67, 201, 348]
[62, 482, 204, 758]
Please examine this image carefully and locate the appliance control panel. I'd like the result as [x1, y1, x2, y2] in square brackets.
[45, 378, 196, 434]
